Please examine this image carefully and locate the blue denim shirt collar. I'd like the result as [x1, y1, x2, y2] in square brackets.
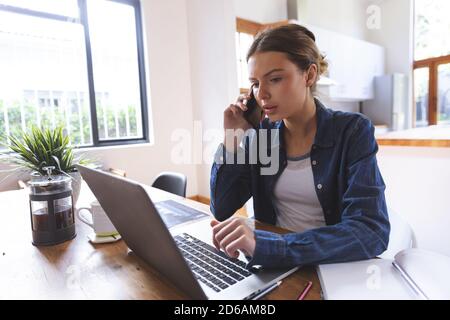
[313, 98, 335, 148]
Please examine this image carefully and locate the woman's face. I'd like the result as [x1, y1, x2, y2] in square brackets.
[248, 51, 310, 122]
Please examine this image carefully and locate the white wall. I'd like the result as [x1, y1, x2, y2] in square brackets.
[365, 0, 414, 128]
[185, 0, 238, 197]
[0, 0, 199, 196]
[288, 0, 367, 40]
[233, 0, 288, 24]
[377, 146, 450, 256]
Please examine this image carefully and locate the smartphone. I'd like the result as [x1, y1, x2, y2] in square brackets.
[243, 91, 263, 128]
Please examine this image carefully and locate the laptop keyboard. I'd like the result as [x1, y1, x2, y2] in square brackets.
[174, 233, 253, 292]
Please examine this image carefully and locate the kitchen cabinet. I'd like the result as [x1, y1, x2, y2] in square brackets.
[297, 23, 385, 102]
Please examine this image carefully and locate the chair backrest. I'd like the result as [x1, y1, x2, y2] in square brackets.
[151, 171, 187, 198]
[378, 207, 415, 260]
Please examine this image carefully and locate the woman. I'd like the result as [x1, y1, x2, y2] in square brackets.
[209, 24, 390, 268]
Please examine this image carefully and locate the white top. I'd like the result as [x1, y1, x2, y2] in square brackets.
[273, 153, 326, 233]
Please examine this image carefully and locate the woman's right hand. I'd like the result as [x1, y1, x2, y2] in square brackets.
[223, 93, 252, 153]
[223, 93, 252, 131]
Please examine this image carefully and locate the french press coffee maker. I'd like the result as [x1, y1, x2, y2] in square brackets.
[28, 166, 76, 246]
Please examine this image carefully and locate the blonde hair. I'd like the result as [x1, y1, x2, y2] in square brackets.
[247, 24, 328, 91]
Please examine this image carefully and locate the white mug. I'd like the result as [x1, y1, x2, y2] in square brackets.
[76, 201, 118, 236]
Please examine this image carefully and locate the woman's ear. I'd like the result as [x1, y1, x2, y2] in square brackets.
[306, 64, 318, 87]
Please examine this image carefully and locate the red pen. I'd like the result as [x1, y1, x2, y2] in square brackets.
[297, 281, 313, 300]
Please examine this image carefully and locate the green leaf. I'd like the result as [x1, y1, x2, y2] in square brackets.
[2, 125, 92, 176]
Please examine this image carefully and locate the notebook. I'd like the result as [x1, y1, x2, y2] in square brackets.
[317, 248, 450, 300]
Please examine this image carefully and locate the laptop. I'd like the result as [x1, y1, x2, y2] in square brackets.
[77, 165, 298, 300]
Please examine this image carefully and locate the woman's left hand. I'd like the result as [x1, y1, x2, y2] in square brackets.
[210, 217, 256, 259]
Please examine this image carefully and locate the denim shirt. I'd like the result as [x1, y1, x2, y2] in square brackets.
[210, 98, 390, 268]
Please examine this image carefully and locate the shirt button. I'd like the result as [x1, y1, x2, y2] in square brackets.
[312, 160, 317, 165]
[317, 184, 322, 190]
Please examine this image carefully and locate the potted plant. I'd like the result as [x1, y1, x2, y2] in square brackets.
[2, 125, 91, 205]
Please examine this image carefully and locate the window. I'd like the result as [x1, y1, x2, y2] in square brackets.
[0, 0, 149, 152]
[413, 0, 450, 127]
[236, 18, 262, 93]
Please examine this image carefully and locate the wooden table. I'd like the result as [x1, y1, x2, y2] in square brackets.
[0, 182, 321, 300]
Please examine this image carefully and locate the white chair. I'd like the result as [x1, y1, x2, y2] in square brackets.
[378, 207, 415, 260]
